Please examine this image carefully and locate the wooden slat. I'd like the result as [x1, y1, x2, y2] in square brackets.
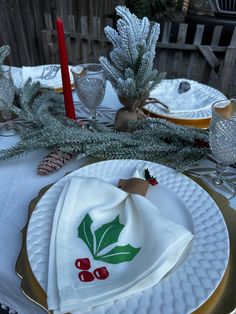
[58, 0, 69, 31]
[219, 46, 236, 94]
[80, 16, 89, 63]
[187, 24, 205, 79]
[13, 0, 32, 65]
[68, 15, 75, 33]
[65, 32, 72, 64]
[93, 17, 101, 37]
[93, 17, 101, 61]
[44, 13, 53, 31]
[48, 42, 57, 64]
[198, 46, 220, 68]
[172, 23, 188, 77]
[211, 25, 223, 46]
[80, 16, 88, 35]
[161, 22, 172, 43]
[68, 15, 78, 64]
[200, 24, 223, 83]
[87, 0, 94, 62]
[230, 26, 236, 47]
[176, 23, 188, 43]
[156, 42, 227, 53]
[50, 30, 109, 43]
[193, 24, 205, 44]
[42, 30, 55, 64]
[158, 22, 172, 73]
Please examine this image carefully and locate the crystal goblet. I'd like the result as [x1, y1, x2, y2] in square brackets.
[208, 98, 236, 198]
[71, 64, 106, 128]
[0, 65, 16, 136]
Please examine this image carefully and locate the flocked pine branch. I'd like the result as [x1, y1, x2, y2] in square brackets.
[99, 6, 165, 106]
[0, 80, 210, 171]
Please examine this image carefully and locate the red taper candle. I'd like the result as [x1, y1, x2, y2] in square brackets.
[56, 17, 76, 120]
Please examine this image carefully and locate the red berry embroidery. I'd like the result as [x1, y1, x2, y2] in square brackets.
[144, 168, 158, 186]
[75, 258, 91, 270]
[148, 178, 158, 186]
[93, 267, 109, 280]
[78, 270, 95, 282]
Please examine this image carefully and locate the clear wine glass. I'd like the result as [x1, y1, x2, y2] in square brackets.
[71, 63, 106, 128]
[0, 65, 16, 136]
[208, 98, 236, 198]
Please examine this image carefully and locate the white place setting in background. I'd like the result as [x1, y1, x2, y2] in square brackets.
[22, 64, 73, 89]
[144, 79, 227, 120]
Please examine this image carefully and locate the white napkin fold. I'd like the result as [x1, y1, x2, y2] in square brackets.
[47, 164, 193, 313]
[22, 64, 73, 89]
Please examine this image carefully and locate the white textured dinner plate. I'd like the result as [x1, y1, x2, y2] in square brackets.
[27, 160, 229, 314]
[144, 79, 226, 120]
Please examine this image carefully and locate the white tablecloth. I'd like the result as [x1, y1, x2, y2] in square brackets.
[0, 67, 122, 314]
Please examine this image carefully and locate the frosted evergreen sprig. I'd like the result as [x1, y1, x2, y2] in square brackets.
[0, 81, 210, 170]
[0, 81, 211, 171]
[146, 23, 161, 53]
[99, 6, 165, 106]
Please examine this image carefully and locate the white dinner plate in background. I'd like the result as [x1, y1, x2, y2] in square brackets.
[144, 79, 227, 120]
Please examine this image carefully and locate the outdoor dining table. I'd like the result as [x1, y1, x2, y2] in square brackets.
[0, 66, 235, 314]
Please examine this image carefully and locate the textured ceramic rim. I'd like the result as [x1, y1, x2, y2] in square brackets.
[26, 160, 229, 314]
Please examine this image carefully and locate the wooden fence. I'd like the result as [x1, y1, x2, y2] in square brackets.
[41, 13, 114, 65]
[41, 16, 236, 97]
[0, 0, 124, 66]
[0, 0, 235, 96]
[155, 22, 236, 97]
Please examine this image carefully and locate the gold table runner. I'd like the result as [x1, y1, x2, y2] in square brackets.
[16, 175, 236, 314]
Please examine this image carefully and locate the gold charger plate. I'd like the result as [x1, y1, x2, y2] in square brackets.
[143, 108, 210, 129]
[16, 175, 236, 314]
[54, 84, 74, 94]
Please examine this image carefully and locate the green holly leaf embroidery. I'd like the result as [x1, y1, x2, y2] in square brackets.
[77, 214, 141, 264]
[95, 244, 141, 264]
[94, 216, 124, 254]
[78, 213, 94, 257]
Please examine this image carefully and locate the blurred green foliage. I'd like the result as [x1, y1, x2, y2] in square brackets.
[125, 0, 176, 19]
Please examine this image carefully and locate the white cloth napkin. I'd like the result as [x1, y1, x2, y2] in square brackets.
[47, 165, 193, 313]
[22, 64, 73, 89]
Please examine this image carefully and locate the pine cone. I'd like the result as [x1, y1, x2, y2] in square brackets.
[37, 150, 74, 175]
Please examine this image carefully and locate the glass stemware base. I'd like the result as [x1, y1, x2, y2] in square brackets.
[201, 173, 236, 199]
[88, 110, 97, 129]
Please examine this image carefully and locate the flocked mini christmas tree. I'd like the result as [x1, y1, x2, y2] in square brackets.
[99, 6, 165, 130]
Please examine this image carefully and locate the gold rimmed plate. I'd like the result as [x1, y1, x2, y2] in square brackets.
[143, 107, 210, 129]
[16, 185, 52, 313]
[54, 84, 74, 94]
[143, 79, 228, 129]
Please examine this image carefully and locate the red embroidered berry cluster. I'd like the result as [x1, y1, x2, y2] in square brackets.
[75, 258, 109, 282]
[144, 168, 158, 186]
